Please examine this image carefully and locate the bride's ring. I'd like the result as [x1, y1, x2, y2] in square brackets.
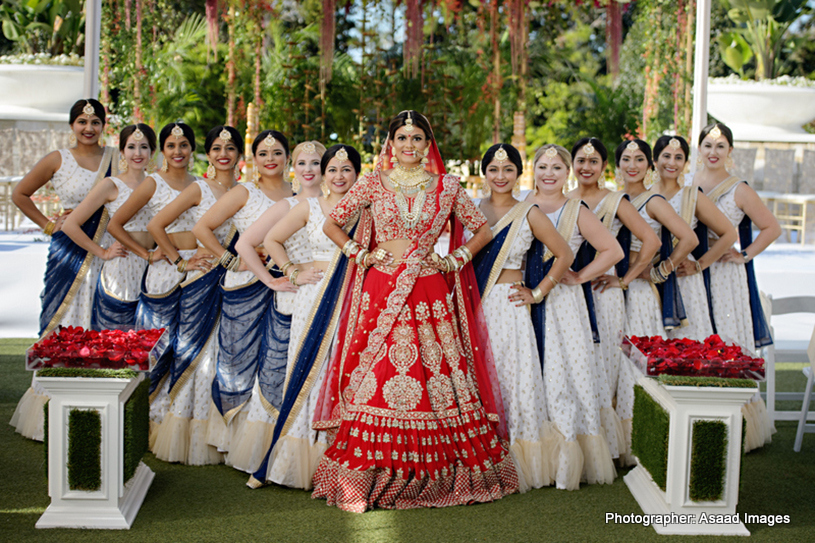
[375, 248, 387, 260]
[430, 253, 443, 265]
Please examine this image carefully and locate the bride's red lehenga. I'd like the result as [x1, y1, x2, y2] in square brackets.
[311, 136, 519, 512]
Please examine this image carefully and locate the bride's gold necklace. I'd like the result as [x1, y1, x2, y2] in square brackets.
[389, 163, 431, 229]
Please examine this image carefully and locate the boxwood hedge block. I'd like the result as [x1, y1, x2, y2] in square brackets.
[632, 384, 670, 491]
[689, 419, 727, 502]
[657, 375, 758, 389]
[123, 378, 149, 482]
[67, 409, 102, 491]
[37, 368, 138, 379]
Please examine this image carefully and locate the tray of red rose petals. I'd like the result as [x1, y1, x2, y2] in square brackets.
[621, 334, 765, 381]
[26, 326, 167, 372]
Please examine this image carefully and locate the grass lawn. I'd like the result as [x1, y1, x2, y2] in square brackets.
[1, 338, 813, 542]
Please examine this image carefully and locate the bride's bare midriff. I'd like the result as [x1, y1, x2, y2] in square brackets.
[377, 239, 414, 265]
[495, 269, 523, 284]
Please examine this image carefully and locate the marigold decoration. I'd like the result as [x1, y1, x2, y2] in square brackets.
[27, 326, 166, 372]
[624, 335, 765, 380]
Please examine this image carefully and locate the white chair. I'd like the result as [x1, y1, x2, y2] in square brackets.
[763, 295, 815, 422]
[793, 326, 815, 451]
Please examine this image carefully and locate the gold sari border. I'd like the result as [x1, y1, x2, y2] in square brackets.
[597, 191, 626, 231]
[483, 201, 533, 299]
[544, 199, 581, 262]
[706, 175, 743, 204]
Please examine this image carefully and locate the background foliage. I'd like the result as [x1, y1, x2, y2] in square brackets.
[4, 0, 815, 160]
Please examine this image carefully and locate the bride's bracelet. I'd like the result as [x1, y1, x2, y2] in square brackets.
[342, 240, 360, 258]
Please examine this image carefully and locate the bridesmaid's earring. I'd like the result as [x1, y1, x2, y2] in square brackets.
[481, 179, 491, 197]
[187, 154, 194, 172]
[512, 181, 520, 196]
[234, 164, 241, 180]
[207, 160, 216, 178]
[161, 156, 169, 173]
[614, 168, 623, 186]
[292, 176, 301, 194]
[69, 133, 77, 147]
[118, 155, 128, 173]
[726, 155, 734, 169]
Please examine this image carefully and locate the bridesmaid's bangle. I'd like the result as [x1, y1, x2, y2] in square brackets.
[43, 220, 56, 236]
[546, 275, 558, 288]
[618, 277, 628, 291]
[741, 249, 752, 262]
[531, 286, 545, 304]
[147, 250, 154, 265]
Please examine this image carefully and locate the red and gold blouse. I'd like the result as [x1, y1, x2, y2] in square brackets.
[330, 171, 487, 243]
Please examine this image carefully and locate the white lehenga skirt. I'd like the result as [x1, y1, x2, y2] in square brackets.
[10, 243, 105, 442]
[227, 276, 326, 478]
[145, 250, 192, 439]
[709, 259, 775, 452]
[593, 284, 637, 465]
[205, 269, 261, 455]
[668, 269, 714, 341]
[543, 283, 620, 490]
[259, 279, 333, 489]
[481, 283, 557, 492]
[150, 255, 224, 466]
[624, 278, 666, 339]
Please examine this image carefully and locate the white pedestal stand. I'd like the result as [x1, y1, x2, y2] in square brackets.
[624, 365, 758, 536]
[35, 374, 154, 529]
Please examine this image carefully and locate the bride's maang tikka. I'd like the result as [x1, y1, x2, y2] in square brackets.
[403, 111, 415, 133]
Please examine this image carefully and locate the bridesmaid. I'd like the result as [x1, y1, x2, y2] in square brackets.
[147, 125, 242, 465]
[193, 130, 296, 453]
[62, 124, 157, 330]
[473, 143, 573, 491]
[108, 122, 198, 440]
[694, 123, 781, 452]
[10, 99, 117, 441]
[566, 137, 660, 465]
[249, 144, 359, 489]
[525, 144, 624, 490]
[228, 141, 325, 473]
[613, 139, 698, 339]
[651, 135, 737, 340]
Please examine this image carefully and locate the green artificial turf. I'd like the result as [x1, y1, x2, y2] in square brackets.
[1, 338, 814, 542]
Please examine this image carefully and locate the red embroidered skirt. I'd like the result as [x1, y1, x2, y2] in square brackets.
[312, 268, 518, 512]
